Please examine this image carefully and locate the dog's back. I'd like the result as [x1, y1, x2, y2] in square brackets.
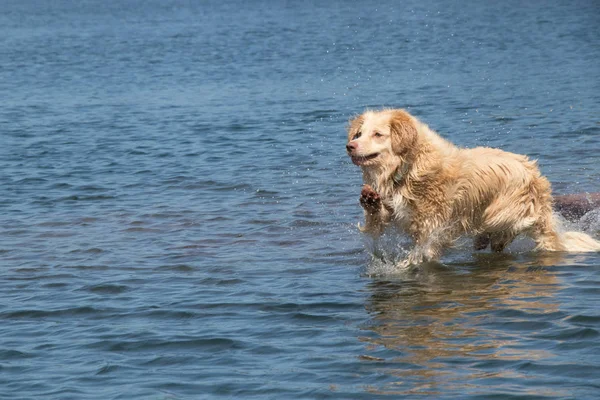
[454, 146, 600, 252]
[451, 147, 544, 231]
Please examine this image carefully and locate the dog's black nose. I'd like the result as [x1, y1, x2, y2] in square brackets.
[346, 143, 356, 152]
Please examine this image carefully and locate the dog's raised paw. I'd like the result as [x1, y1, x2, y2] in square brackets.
[360, 185, 381, 211]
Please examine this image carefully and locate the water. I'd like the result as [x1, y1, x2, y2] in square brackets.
[1, 0, 599, 398]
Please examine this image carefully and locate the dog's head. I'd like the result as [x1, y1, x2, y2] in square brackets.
[346, 109, 418, 168]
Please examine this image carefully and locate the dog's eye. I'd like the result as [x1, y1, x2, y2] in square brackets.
[352, 131, 362, 140]
[374, 132, 383, 138]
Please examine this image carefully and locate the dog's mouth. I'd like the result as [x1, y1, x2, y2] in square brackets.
[350, 153, 379, 165]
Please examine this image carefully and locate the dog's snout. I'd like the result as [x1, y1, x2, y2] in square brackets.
[346, 142, 357, 153]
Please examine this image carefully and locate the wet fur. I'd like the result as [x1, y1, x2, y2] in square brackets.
[347, 109, 600, 267]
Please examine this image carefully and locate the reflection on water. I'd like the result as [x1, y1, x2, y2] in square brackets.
[360, 252, 585, 397]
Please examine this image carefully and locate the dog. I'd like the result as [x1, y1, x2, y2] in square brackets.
[554, 193, 600, 221]
[346, 109, 600, 268]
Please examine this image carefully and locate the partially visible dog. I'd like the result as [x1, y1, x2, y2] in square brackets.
[346, 109, 600, 267]
[554, 193, 600, 221]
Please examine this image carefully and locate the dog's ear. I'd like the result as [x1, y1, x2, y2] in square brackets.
[347, 115, 364, 141]
[390, 109, 418, 156]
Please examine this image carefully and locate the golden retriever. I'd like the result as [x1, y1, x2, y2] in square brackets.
[346, 109, 600, 267]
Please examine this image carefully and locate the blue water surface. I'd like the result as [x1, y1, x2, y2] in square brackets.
[1, 0, 599, 398]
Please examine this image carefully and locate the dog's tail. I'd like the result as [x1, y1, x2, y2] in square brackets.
[551, 212, 600, 252]
[559, 231, 600, 252]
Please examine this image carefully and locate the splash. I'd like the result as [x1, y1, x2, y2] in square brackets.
[363, 228, 411, 276]
[364, 208, 600, 276]
[554, 210, 600, 252]
[573, 208, 600, 235]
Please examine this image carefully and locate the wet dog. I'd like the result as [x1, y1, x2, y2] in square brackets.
[346, 109, 600, 267]
[554, 193, 600, 221]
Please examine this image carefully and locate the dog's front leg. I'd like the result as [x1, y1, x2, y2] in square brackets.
[358, 185, 391, 238]
[400, 240, 445, 269]
[399, 220, 451, 268]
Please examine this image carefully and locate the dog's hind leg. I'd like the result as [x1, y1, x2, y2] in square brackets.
[530, 211, 565, 252]
[490, 231, 516, 252]
[473, 234, 490, 251]
[474, 231, 515, 253]
[518, 175, 565, 251]
[401, 223, 458, 267]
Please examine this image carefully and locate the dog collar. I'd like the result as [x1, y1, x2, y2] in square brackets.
[392, 163, 410, 185]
